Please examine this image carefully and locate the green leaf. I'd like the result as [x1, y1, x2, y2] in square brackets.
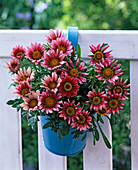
[71, 130, 78, 134]
[95, 128, 99, 141]
[81, 132, 87, 141]
[42, 121, 51, 129]
[7, 100, 15, 105]
[97, 122, 112, 149]
[97, 115, 104, 124]
[73, 132, 80, 139]
[17, 106, 21, 112]
[58, 130, 63, 140]
[77, 44, 81, 59]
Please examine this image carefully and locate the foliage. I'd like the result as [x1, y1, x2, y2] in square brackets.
[0, 0, 138, 30]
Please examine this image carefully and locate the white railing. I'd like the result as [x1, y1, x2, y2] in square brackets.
[0, 30, 138, 170]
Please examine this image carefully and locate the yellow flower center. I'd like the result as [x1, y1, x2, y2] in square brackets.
[109, 99, 119, 109]
[103, 68, 113, 79]
[63, 82, 73, 92]
[94, 51, 104, 62]
[50, 58, 60, 67]
[49, 81, 57, 89]
[16, 52, 23, 57]
[77, 115, 86, 124]
[65, 106, 75, 117]
[113, 86, 123, 94]
[29, 99, 38, 108]
[69, 69, 79, 77]
[20, 76, 27, 81]
[97, 108, 107, 116]
[32, 51, 42, 60]
[45, 97, 55, 108]
[93, 96, 101, 105]
[58, 45, 66, 53]
[21, 88, 29, 95]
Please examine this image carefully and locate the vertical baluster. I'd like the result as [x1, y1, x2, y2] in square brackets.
[0, 58, 23, 170]
[130, 61, 138, 170]
[38, 121, 67, 170]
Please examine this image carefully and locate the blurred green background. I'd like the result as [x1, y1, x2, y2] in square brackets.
[1, 0, 136, 169]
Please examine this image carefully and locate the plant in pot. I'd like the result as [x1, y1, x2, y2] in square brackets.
[5, 28, 130, 156]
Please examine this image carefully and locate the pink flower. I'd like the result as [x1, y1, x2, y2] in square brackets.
[46, 28, 66, 43]
[42, 50, 65, 70]
[59, 75, 80, 97]
[12, 67, 34, 83]
[41, 72, 61, 92]
[50, 37, 73, 56]
[86, 89, 107, 111]
[14, 81, 32, 97]
[54, 68, 66, 77]
[71, 110, 92, 131]
[106, 78, 130, 99]
[105, 92, 125, 114]
[64, 58, 88, 84]
[5, 58, 20, 72]
[20, 90, 40, 111]
[88, 43, 113, 65]
[95, 59, 123, 83]
[59, 99, 81, 124]
[26, 42, 45, 65]
[39, 90, 62, 113]
[11, 45, 26, 59]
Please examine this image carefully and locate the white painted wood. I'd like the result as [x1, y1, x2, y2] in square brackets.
[0, 30, 138, 170]
[0, 57, 23, 170]
[83, 117, 112, 170]
[130, 61, 138, 170]
[0, 30, 138, 59]
[38, 120, 67, 170]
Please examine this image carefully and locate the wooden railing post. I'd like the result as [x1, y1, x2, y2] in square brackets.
[130, 61, 138, 170]
[0, 57, 23, 170]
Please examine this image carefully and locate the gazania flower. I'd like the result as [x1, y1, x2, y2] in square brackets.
[20, 90, 40, 111]
[14, 81, 32, 97]
[59, 75, 80, 97]
[45, 28, 66, 43]
[59, 99, 81, 124]
[41, 72, 61, 92]
[97, 108, 107, 116]
[95, 59, 123, 83]
[88, 43, 113, 65]
[11, 45, 26, 60]
[26, 42, 45, 65]
[64, 58, 88, 84]
[106, 78, 130, 99]
[42, 50, 65, 70]
[12, 67, 35, 83]
[50, 37, 73, 56]
[105, 92, 125, 114]
[86, 89, 107, 111]
[71, 110, 92, 131]
[39, 90, 62, 113]
[54, 68, 66, 77]
[5, 58, 20, 72]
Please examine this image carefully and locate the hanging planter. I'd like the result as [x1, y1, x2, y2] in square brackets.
[6, 27, 130, 156]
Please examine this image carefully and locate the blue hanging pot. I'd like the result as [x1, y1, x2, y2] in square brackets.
[40, 115, 88, 156]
